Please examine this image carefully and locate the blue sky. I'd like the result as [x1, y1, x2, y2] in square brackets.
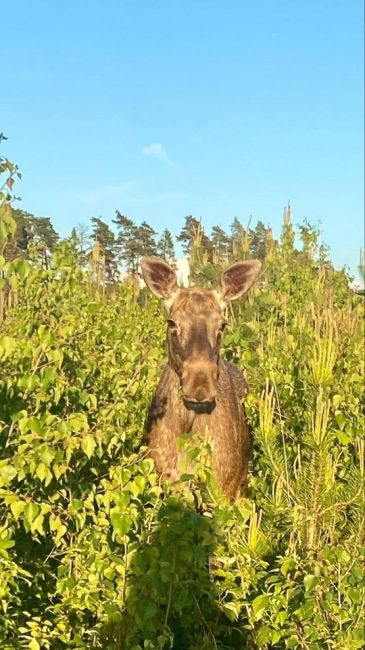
[1, 0, 363, 276]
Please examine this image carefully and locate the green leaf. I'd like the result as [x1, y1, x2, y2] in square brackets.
[36, 463, 47, 482]
[280, 557, 295, 576]
[335, 411, 346, 430]
[0, 220, 9, 243]
[27, 417, 42, 435]
[14, 259, 30, 279]
[10, 500, 26, 520]
[304, 574, 319, 593]
[81, 435, 96, 458]
[54, 524, 67, 542]
[222, 601, 241, 621]
[110, 512, 132, 538]
[348, 588, 362, 604]
[0, 539, 15, 551]
[0, 461, 17, 485]
[252, 594, 270, 619]
[332, 394, 343, 408]
[256, 624, 271, 645]
[0, 335, 17, 359]
[24, 502, 40, 525]
[271, 630, 282, 645]
[87, 302, 101, 314]
[31, 513, 44, 534]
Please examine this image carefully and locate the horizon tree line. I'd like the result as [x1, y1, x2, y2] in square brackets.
[6, 207, 276, 281]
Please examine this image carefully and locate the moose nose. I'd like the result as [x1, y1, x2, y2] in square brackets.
[181, 364, 218, 405]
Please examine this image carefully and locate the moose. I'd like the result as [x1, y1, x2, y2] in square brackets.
[141, 256, 261, 500]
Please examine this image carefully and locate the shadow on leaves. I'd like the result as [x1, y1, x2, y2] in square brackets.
[103, 495, 243, 650]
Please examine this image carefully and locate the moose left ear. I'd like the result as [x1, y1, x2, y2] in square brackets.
[140, 256, 177, 300]
[218, 259, 261, 304]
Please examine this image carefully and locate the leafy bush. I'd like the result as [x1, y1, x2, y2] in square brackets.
[0, 212, 364, 648]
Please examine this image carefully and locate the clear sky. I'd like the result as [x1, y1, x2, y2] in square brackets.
[1, 0, 364, 276]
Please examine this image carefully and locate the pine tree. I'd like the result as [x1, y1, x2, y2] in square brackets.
[135, 221, 157, 257]
[7, 210, 59, 267]
[68, 224, 90, 268]
[30, 216, 59, 252]
[157, 229, 175, 262]
[90, 217, 118, 281]
[249, 220, 269, 261]
[177, 216, 210, 257]
[4, 209, 30, 260]
[113, 211, 139, 273]
[230, 217, 245, 243]
[230, 217, 250, 258]
[210, 225, 230, 261]
[114, 213, 159, 271]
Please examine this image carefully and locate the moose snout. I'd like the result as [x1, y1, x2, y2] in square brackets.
[181, 360, 218, 405]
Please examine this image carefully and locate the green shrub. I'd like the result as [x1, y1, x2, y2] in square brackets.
[0, 221, 363, 648]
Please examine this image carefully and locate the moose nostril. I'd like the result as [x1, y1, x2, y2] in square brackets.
[183, 394, 216, 406]
[183, 385, 217, 404]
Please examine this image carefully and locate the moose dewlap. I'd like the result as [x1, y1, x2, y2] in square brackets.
[141, 256, 261, 499]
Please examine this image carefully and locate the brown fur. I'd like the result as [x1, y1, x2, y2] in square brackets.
[141, 258, 260, 500]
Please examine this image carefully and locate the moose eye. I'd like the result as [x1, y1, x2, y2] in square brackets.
[167, 319, 177, 331]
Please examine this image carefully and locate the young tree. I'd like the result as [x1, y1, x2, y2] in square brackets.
[68, 224, 91, 268]
[157, 229, 175, 262]
[91, 217, 118, 281]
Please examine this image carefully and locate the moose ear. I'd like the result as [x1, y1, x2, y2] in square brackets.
[218, 259, 261, 304]
[140, 257, 177, 300]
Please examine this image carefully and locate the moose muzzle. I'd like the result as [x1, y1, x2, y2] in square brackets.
[181, 358, 218, 406]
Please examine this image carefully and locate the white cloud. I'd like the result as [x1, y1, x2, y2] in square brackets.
[142, 143, 172, 165]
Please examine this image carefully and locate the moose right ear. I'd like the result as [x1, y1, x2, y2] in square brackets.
[140, 257, 177, 300]
[215, 259, 261, 306]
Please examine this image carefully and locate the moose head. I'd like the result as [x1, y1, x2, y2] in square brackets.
[141, 257, 261, 408]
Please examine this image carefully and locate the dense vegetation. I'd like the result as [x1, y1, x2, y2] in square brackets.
[0, 145, 364, 649]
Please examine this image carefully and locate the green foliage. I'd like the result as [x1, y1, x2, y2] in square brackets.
[0, 138, 19, 255]
[0, 215, 364, 649]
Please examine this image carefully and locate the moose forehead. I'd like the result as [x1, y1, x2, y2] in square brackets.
[169, 288, 222, 320]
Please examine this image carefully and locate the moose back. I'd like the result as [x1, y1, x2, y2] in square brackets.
[141, 256, 261, 499]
